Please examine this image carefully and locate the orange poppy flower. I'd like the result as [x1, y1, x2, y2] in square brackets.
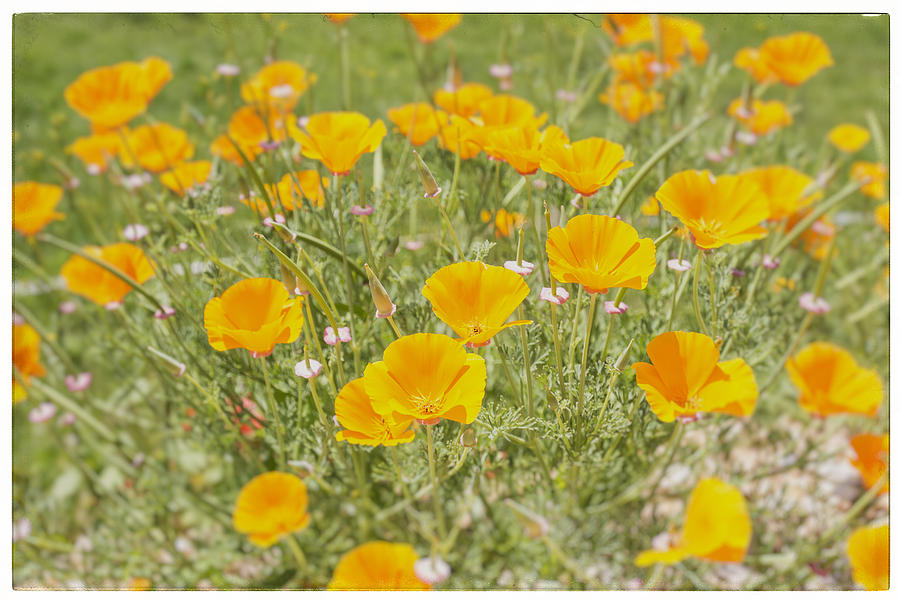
[211, 105, 301, 165]
[436, 112, 483, 159]
[727, 98, 793, 136]
[120, 123, 194, 173]
[632, 331, 758, 422]
[847, 525, 889, 591]
[65, 131, 123, 173]
[600, 81, 665, 124]
[158, 161, 212, 197]
[480, 208, 526, 238]
[335, 378, 415, 446]
[474, 94, 548, 132]
[211, 134, 261, 166]
[60, 243, 155, 307]
[740, 166, 822, 221]
[655, 170, 770, 249]
[245, 171, 330, 214]
[387, 102, 442, 146]
[850, 161, 888, 199]
[783, 207, 836, 260]
[422, 262, 530, 347]
[204, 278, 304, 357]
[401, 14, 462, 43]
[827, 123, 870, 154]
[636, 478, 752, 566]
[324, 13, 354, 24]
[293, 112, 387, 176]
[433, 82, 493, 118]
[641, 195, 660, 216]
[874, 202, 889, 233]
[546, 214, 656, 295]
[363, 333, 487, 424]
[64, 57, 172, 130]
[328, 541, 430, 590]
[758, 32, 834, 87]
[240, 61, 317, 113]
[233, 472, 310, 548]
[539, 137, 633, 196]
[13, 323, 46, 403]
[603, 15, 708, 66]
[786, 342, 883, 417]
[733, 47, 778, 84]
[849, 433, 888, 494]
[608, 50, 667, 89]
[483, 125, 569, 176]
[13, 181, 65, 237]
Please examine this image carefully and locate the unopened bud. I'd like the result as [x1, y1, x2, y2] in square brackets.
[271, 221, 298, 244]
[504, 499, 550, 539]
[146, 346, 186, 377]
[413, 150, 441, 199]
[365, 263, 396, 318]
[613, 338, 635, 372]
[460, 428, 477, 448]
[287, 460, 315, 478]
[280, 264, 296, 295]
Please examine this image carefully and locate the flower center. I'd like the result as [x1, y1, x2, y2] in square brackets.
[695, 217, 724, 238]
[412, 394, 443, 416]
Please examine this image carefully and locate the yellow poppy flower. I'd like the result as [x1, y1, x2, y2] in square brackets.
[727, 98, 793, 136]
[846, 525, 889, 591]
[64, 57, 172, 130]
[120, 123, 194, 173]
[540, 137, 633, 196]
[335, 378, 415, 446]
[328, 541, 430, 590]
[211, 133, 261, 166]
[740, 166, 822, 221]
[475, 94, 548, 131]
[387, 102, 442, 146]
[632, 331, 758, 423]
[758, 32, 834, 87]
[608, 50, 663, 89]
[850, 161, 888, 199]
[245, 171, 330, 215]
[483, 125, 569, 176]
[233, 472, 310, 548]
[433, 82, 493, 118]
[874, 202, 889, 232]
[65, 131, 123, 173]
[655, 170, 770, 249]
[13, 181, 65, 237]
[480, 208, 527, 239]
[13, 323, 46, 403]
[293, 111, 387, 176]
[827, 123, 870, 153]
[636, 478, 752, 566]
[600, 81, 665, 124]
[850, 433, 888, 494]
[158, 161, 212, 197]
[733, 47, 778, 84]
[128, 577, 152, 591]
[546, 214, 656, 295]
[60, 243, 155, 306]
[603, 15, 708, 66]
[240, 61, 316, 113]
[203, 278, 304, 357]
[363, 333, 487, 424]
[786, 342, 883, 417]
[436, 112, 483, 159]
[422, 262, 531, 347]
[401, 14, 461, 44]
[641, 195, 660, 216]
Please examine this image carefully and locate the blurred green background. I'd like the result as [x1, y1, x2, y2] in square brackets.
[13, 13, 889, 183]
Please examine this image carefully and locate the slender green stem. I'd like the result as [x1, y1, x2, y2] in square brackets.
[599, 288, 627, 365]
[332, 176, 360, 375]
[518, 309, 535, 418]
[260, 357, 287, 465]
[706, 257, 718, 338]
[386, 315, 403, 338]
[576, 294, 599, 447]
[438, 203, 465, 258]
[426, 425, 448, 540]
[550, 303, 567, 404]
[284, 534, 308, 580]
[770, 180, 863, 257]
[692, 248, 711, 336]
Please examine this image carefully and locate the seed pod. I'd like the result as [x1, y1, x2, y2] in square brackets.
[413, 150, 441, 199]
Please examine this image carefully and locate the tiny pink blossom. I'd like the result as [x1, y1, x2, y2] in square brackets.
[268, 84, 295, 98]
[86, 163, 103, 176]
[263, 214, 287, 228]
[250, 349, 273, 359]
[12, 312, 24, 325]
[735, 105, 754, 120]
[811, 220, 836, 236]
[216, 205, 236, 216]
[405, 240, 425, 251]
[297, 115, 310, 129]
[604, 301, 629, 315]
[258, 140, 281, 151]
[59, 301, 78, 314]
[123, 223, 148, 241]
[489, 63, 513, 78]
[499, 79, 513, 91]
[323, 326, 352, 346]
[647, 61, 669, 75]
[731, 268, 746, 277]
[799, 292, 831, 314]
[154, 306, 176, 320]
[104, 301, 122, 311]
[414, 556, 451, 585]
[65, 372, 93, 392]
[539, 287, 570, 305]
[570, 195, 583, 209]
[503, 260, 535, 276]
[705, 150, 724, 163]
[735, 131, 758, 146]
[66, 177, 81, 190]
[556, 89, 577, 103]
[350, 204, 374, 216]
[762, 254, 780, 269]
[294, 359, 323, 379]
[667, 258, 692, 272]
[60, 413, 77, 426]
[216, 63, 240, 77]
[29, 402, 57, 423]
[719, 145, 735, 158]
[532, 178, 548, 190]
